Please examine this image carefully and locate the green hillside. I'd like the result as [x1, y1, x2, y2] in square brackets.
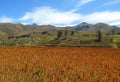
[0, 23, 120, 48]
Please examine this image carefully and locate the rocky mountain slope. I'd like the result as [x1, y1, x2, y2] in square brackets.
[0, 22, 120, 47]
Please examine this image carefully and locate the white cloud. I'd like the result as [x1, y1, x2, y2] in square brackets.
[0, 17, 13, 23]
[103, 0, 120, 6]
[81, 11, 120, 26]
[109, 21, 120, 26]
[76, 0, 94, 7]
[18, 7, 120, 26]
[19, 7, 81, 26]
[0, 6, 118, 26]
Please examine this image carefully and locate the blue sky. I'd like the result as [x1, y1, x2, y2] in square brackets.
[0, 0, 120, 26]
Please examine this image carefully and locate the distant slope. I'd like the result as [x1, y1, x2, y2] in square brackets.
[73, 22, 120, 34]
[0, 23, 26, 36]
[0, 22, 120, 35]
[0, 22, 120, 47]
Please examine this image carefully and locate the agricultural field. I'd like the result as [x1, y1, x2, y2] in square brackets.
[0, 47, 120, 82]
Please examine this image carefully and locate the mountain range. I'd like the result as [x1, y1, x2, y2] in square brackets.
[0, 22, 120, 47]
[0, 22, 120, 35]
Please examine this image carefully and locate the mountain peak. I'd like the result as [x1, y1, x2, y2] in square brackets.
[74, 22, 91, 30]
[80, 22, 88, 25]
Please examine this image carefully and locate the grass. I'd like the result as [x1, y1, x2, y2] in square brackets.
[0, 47, 120, 82]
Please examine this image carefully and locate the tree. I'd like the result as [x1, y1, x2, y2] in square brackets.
[95, 30, 102, 42]
[70, 31, 74, 35]
[64, 29, 68, 36]
[57, 30, 63, 39]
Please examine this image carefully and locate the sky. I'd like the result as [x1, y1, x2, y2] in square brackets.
[0, 0, 120, 26]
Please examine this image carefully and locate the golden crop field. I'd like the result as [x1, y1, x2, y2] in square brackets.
[0, 47, 120, 82]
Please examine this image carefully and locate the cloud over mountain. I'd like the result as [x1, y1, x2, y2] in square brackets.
[0, 17, 14, 23]
[19, 7, 81, 26]
[81, 11, 120, 26]
[18, 6, 120, 26]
